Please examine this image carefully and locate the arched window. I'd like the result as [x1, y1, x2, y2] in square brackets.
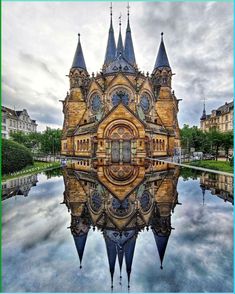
[156, 139, 159, 151]
[90, 94, 102, 113]
[140, 93, 151, 113]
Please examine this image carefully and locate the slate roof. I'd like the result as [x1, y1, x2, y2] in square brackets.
[71, 34, 87, 70]
[153, 33, 171, 70]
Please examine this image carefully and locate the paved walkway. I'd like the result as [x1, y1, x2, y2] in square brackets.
[148, 158, 234, 177]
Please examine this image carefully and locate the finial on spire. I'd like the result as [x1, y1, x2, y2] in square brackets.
[127, 2, 130, 17]
[119, 13, 122, 27]
[161, 32, 164, 41]
[110, 2, 112, 17]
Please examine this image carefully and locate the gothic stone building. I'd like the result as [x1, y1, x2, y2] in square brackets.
[61, 10, 180, 165]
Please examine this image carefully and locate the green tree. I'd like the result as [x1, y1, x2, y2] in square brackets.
[206, 129, 223, 161]
[40, 128, 62, 155]
[2, 139, 33, 174]
[10, 128, 62, 155]
[180, 124, 207, 153]
[221, 131, 233, 160]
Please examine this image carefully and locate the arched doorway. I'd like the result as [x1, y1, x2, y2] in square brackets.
[108, 124, 135, 164]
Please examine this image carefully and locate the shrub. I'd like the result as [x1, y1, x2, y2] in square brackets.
[2, 139, 33, 174]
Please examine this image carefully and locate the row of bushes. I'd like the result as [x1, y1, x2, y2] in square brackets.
[2, 139, 33, 174]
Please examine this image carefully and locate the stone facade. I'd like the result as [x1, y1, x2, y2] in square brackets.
[61, 12, 180, 166]
[2, 106, 37, 139]
[200, 101, 233, 132]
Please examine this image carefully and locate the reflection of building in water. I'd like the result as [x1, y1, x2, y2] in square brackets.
[200, 173, 233, 205]
[62, 163, 180, 288]
[2, 174, 38, 201]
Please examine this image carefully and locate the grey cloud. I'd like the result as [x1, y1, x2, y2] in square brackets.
[20, 52, 64, 83]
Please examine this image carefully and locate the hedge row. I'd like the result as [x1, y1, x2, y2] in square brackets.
[2, 139, 33, 174]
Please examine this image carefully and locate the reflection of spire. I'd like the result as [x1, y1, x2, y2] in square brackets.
[73, 233, 88, 269]
[117, 246, 124, 281]
[125, 237, 136, 288]
[201, 184, 206, 205]
[153, 231, 169, 269]
[104, 235, 117, 288]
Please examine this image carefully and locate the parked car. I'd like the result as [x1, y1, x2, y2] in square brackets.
[203, 154, 215, 160]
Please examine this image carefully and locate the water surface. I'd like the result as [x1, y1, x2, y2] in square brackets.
[2, 167, 233, 293]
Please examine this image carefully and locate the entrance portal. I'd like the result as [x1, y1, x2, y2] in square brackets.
[109, 125, 134, 164]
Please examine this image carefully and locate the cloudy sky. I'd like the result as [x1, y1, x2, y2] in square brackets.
[2, 172, 233, 292]
[2, 1, 233, 131]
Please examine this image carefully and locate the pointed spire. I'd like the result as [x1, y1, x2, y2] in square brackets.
[104, 3, 116, 66]
[116, 13, 124, 57]
[153, 232, 169, 269]
[153, 32, 170, 71]
[71, 33, 87, 70]
[124, 3, 136, 65]
[200, 99, 207, 120]
[73, 233, 88, 268]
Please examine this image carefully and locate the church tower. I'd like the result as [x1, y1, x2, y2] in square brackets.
[152, 33, 180, 155]
[61, 34, 90, 154]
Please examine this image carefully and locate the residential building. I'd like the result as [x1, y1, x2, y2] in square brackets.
[200, 101, 233, 132]
[2, 106, 37, 139]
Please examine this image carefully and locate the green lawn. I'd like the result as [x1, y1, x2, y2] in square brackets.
[2, 161, 61, 181]
[189, 160, 233, 174]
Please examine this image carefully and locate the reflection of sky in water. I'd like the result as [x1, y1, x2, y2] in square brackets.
[2, 173, 233, 292]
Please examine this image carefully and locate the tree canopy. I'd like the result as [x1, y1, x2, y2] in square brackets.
[180, 124, 233, 160]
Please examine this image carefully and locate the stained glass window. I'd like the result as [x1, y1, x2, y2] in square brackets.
[112, 89, 129, 106]
[91, 94, 101, 113]
[140, 94, 151, 113]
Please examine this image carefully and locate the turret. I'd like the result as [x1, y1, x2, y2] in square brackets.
[151, 33, 180, 155]
[69, 34, 89, 91]
[152, 32, 172, 89]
